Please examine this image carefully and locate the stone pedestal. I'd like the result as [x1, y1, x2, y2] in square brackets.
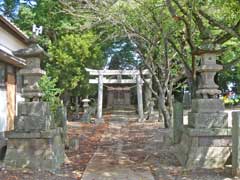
[15, 102, 54, 131]
[4, 128, 64, 170]
[176, 128, 231, 168]
[4, 102, 65, 170]
[4, 44, 65, 170]
[232, 112, 240, 176]
[175, 50, 231, 169]
[189, 99, 228, 129]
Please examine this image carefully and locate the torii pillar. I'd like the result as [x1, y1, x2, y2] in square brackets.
[97, 73, 104, 123]
[137, 75, 144, 121]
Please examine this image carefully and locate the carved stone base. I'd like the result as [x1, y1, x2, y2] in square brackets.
[189, 112, 228, 128]
[15, 102, 54, 132]
[191, 99, 225, 113]
[175, 127, 231, 169]
[4, 128, 65, 170]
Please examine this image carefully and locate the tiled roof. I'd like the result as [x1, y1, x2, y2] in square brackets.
[0, 15, 30, 44]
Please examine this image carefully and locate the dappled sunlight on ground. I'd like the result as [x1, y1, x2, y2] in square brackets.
[0, 116, 109, 180]
[0, 112, 238, 179]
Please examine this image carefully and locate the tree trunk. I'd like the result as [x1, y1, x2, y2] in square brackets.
[157, 96, 171, 128]
[75, 96, 79, 113]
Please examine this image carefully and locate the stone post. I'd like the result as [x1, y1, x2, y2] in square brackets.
[232, 111, 240, 176]
[172, 101, 183, 144]
[175, 49, 231, 169]
[97, 73, 104, 123]
[4, 44, 65, 170]
[137, 75, 144, 122]
[183, 91, 191, 109]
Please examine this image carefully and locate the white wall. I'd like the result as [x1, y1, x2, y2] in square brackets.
[0, 27, 27, 52]
[16, 71, 24, 116]
[0, 26, 27, 132]
[0, 88, 7, 132]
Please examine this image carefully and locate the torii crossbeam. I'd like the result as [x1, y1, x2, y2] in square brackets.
[86, 68, 151, 123]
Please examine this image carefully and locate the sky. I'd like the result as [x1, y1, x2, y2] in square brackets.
[0, 0, 36, 17]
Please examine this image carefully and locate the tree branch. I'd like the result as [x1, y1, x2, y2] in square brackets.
[199, 10, 240, 39]
[221, 57, 240, 71]
[214, 20, 240, 44]
[192, 11, 210, 40]
[168, 38, 192, 79]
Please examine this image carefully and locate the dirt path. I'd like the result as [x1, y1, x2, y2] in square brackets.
[0, 121, 108, 180]
[81, 113, 237, 180]
[0, 112, 238, 180]
[81, 114, 166, 180]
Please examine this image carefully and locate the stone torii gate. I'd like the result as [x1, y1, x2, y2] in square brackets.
[86, 68, 150, 123]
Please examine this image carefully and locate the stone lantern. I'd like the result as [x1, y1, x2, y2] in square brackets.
[81, 98, 91, 122]
[82, 99, 91, 113]
[176, 49, 231, 169]
[4, 43, 65, 170]
[14, 44, 46, 101]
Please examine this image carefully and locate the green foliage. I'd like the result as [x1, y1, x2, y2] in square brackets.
[38, 75, 63, 112]
[47, 32, 105, 96]
[12, 1, 106, 98]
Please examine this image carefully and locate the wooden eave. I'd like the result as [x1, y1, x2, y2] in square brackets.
[0, 49, 26, 68]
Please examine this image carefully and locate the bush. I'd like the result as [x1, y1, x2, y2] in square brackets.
[38, 75, 63, 112]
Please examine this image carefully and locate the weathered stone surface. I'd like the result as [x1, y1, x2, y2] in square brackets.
[13, 44, 46, 58]
[55, 106, 67, 126]
[186, 146, 231, 169]
[4, 129, 64, 170]
[189, 112, 228, 128]
[191, 99, 224, 113]
[175, 128, 232, 169]
[195, 52, 223, 98]
[198, 136, 232, 147]
[174, 51, 232, 169]
[15, 102, 54, 132]
[17, 102, 51, 116]
[6, 128, 64, 139]
[172, 101, 183, 144]
[6, 44, 65, 171]
[232, 111, 240, 176]
[14, 44, 46, 101]
[15, 115, 52, 132]
[183, 91, 191, 109]
[186, 128, 232, 136]
[6, 132, 41, 138]
[174, 133, 192, 165]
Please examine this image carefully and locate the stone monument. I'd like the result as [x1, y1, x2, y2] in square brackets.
[80, 98, 91, 122]
[4, 44, 65, 170]
[176, 49, 231, 168]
